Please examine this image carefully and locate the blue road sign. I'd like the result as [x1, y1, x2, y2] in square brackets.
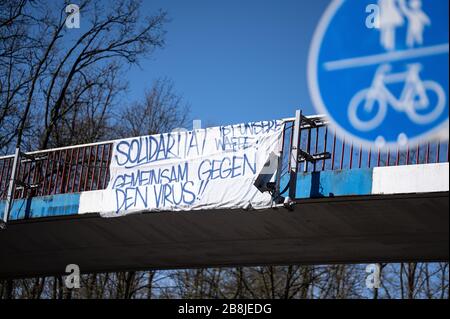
[308, 0, 449, 149]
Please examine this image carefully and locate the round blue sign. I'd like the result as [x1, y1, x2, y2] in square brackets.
[308, 0, 449, 149]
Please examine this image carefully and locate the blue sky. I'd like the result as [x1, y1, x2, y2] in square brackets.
[126, 0, 330, 128]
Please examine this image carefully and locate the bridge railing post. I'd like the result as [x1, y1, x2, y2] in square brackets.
[269, 117, 287, 204]
[1, 147, 20, 229]
[287, 110, 302, 202]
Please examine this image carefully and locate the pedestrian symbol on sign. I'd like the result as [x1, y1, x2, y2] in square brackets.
[378, 0, 431, 50]
[308, 0, 448, 149]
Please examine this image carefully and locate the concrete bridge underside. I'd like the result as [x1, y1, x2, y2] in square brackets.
[0, 192, 448, 279]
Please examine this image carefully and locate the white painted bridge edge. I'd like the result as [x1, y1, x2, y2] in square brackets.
[372, 163, 449, 195]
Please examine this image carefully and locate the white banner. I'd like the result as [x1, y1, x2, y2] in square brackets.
[90, 120, 284, 217]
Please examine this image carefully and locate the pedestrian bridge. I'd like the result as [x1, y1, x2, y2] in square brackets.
[0, 114, 448, 279]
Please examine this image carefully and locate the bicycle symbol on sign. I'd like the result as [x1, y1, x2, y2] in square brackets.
[348, 63, 446, 131]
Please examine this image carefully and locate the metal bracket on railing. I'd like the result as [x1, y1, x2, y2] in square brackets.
[1, 148, 20, 230]
[298, 150, 331, 163]
[19, 152, 47, 164]
[17, 152, 45, 194]
[15, 180, 40, 191]
[283, 110, 331, 208]
[300, 114, 328, 128]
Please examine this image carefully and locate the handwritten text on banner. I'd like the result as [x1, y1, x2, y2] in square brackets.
[94, 120, 284, 217]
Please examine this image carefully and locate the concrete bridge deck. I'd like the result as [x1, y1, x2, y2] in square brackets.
[0, 163, 448, 279]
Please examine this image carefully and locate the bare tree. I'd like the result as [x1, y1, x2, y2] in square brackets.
[117, 77, 189, 138]
[0, 0, 168, 153]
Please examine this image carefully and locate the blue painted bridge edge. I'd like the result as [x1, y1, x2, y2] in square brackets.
[0, 169, 374, 221]
[280, 168, 373, 199]
[0, 193, 80, 221]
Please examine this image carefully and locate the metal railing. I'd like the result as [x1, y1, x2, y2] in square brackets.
[282, 118, 448, 173]
[0, 142, 113, 201]
[0, 113, 449, 202]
